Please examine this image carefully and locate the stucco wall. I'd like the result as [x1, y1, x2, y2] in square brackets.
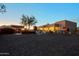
[55, 20, 77, 32]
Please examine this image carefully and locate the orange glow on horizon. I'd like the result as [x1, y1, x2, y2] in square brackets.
[0, 23, 20, 26]
[0, 21, 20, 26]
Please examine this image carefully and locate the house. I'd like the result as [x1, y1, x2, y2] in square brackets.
[37, 20, 77, 33]
[0, 25, 24, 33]
[37, 23, 61, 32]
[10, 25, 24, 32]
[55, 20, 77, 32]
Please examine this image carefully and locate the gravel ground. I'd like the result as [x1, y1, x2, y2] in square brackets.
[0, 33, 79, 56]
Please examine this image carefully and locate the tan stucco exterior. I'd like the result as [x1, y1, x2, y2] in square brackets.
[37, 20, 77, 32]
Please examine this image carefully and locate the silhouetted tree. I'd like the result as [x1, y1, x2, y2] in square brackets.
[21, 15, 37, 30]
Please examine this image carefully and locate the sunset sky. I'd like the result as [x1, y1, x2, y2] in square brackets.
[0, 3, 79, 26]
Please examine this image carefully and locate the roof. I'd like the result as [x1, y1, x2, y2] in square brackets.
[38, 23, 60, 28]
[10, 25, 24, 28]
[38, 20, 77, 28]
[55, 20, 77, 24]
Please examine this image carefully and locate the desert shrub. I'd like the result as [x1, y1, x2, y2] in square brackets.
[34, 26, 37, 31]
[0, 28, 15, 34]
[21, 30, 35, 34]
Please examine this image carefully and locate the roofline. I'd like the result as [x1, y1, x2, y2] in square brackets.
[55, 20, 77, 24]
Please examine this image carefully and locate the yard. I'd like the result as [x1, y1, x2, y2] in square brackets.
[0, 33, 79, 56]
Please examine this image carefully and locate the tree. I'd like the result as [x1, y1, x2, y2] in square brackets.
[21, 15, 37, 30]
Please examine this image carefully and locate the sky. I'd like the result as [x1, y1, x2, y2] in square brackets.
[0, 3, 79, 27]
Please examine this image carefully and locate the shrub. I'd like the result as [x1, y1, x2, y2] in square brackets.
[21, 30, 35, 34]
